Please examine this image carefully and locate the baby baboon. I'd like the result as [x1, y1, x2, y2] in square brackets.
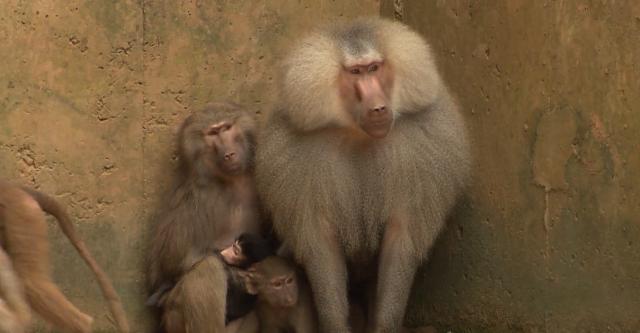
[255, 18, 470, 332]
[242, 256, 317, 333]
[219, 233, 274, 326]
[0, 180, 129, 333]
[147, 102, 267, 332]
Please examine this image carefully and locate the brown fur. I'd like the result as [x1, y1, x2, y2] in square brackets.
[226, 310, 259, 333]
[0, 246, 30, 333]
[147, 102, 265, 332]
[0, 180, 130, 333]
[162, 255, 228, 333]
[255, 17, 470, 332]
[243, 256, 317, 333]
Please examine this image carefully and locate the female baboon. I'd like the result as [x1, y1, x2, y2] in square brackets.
[147, 102, 268, 332]
[255, 18, 470, 333]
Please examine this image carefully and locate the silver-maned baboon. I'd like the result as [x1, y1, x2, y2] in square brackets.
[147, 102, 267, 332]
[255, 17, 470, 332]
[0, 181, 130, 333]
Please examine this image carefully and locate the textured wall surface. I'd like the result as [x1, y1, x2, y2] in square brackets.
[382, 1, 640, 332]
[4, 1, 639, 332]
[0, 1, 379, 331]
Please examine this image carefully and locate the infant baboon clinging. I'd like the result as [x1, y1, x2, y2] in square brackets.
[147, 102, 268, 332]
[219, 233, 274, 327]
[255, 17, 470, 332]
[0, 180, 129, 333]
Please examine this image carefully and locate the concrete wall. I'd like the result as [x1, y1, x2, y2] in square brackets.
[381, 1, 640, 332]
[0, 1, 379, 331]
[4, 1, 639, 332]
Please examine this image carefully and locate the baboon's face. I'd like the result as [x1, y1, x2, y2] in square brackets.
[338, 58, 394, 138]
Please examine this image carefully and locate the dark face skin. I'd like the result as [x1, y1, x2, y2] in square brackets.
[339, 60, 394, 138]
[203, 121, 249, 177]
[220, 240, 247, 266]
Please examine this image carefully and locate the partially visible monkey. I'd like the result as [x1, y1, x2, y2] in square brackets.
[147, 102, 268, 332]
[0, 180, 130, 333]
[242, 256, 317, 333]
[255, 17, 470, 332]
[0, 247, 30, 333]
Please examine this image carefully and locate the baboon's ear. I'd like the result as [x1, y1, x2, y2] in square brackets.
[239, 270, 260, 295]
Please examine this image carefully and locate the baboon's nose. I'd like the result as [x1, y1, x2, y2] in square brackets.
[224, 152, 236, 160]
[370, 105, 387, 114]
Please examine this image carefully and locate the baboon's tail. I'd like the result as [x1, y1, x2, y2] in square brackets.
[22, 187, 131, 333]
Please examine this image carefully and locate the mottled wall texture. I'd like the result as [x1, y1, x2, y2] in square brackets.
[0, 1, 379, 331]
[381, 1, 640, 332]
[2, 0, 639, 332]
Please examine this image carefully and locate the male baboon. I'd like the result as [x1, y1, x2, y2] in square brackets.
[255, 18, 470, 332]
[147, 102, 267, 332]
[0, 181, 130, 333]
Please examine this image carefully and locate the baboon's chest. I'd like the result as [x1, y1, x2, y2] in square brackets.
[211, 186, 261, 248]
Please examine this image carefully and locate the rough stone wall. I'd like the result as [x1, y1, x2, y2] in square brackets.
[0, 1, 379, 331]
[382, 1, 640, 332]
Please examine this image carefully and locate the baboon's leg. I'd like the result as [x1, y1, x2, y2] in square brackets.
[163, 255, 227, 333]
[162, 283, 186, 333]
[22, 279, 93, 333]
[371, 217, 418, 333]
[3, 190, 92, 333]
[0, 246, 30, 331]
[184, 256, 227, 332]
[300, 223, 350, 333]
[0, 299, 22, 333]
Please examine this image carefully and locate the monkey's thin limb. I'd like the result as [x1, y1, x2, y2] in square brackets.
[300, 226, 350, 333]
[23, 188, 130, 333]
[0, 247, 29, 333]
[3, 190, 93, 333]
[0, 299, 23, 333]
[371, 217, 419, 333]
[24, 278, 93, 333]
[0, 247, 30, 330]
